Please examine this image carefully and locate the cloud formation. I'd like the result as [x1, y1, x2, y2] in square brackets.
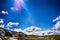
[53, 16, 60, 22]
[22, 16, 60, 35]
[0, 19, 5, 28]
[11, 23, 60, 35]
[52, 15, 60, 30]
[53, 21, 60, 29]
[24, 26, 41, 31]
[22, 26, 42, 35]
[13, 28, 22, 32]
[52, 15, 60, 35]
[0, 24, 5, 28]
[0, 19, 4, 23]
[7, 22, 19, 27]
[1, 10, 8, 15]
[0, 16, 60, 36]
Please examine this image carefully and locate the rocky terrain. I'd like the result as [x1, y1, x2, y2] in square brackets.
[0, 27, 60, 40]
[0, 27, 26, 40]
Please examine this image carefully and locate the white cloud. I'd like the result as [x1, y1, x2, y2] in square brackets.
[32, 29, 60, 36]
[8, 26, 42, 35]
[22, 25, 60, 35]
[13, 28, 22, 32]
[1, 10, 8, 14]
[32, 30, 53, 36]
[10, 7, 20, 11]
[53, 21, 60, 29]
[0, 19, 4, 23]
[7, 22, 19, 27]
[41, 30, 59, 35]
[51, 16, 60, 35]
[53, 16, 60, 22]
[23, 26, 42, 32]
[51, 21, 60, 35]
[52, 16, 60, 30]
[10, 7, 14, 10]
[22, 26, 42, 35]
[0, 24, 5, 28]
[0, 19, 5, 28]
[31, 30, 58, 36]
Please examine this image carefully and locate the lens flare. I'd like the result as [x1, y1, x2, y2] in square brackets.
[14, 0, 21, 11]
[11, 0, 24, 11]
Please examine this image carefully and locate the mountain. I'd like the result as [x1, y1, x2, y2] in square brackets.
[0, 27, 60, 40]
[0, 27, 26, 40]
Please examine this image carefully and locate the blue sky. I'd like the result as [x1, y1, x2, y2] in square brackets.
[0, 0, 60, 30]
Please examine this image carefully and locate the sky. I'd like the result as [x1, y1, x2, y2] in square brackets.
[0, 0, 60, 34]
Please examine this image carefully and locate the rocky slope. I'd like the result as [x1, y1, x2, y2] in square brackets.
[0, 27, 26, 40]
[0, 27, 60, 40]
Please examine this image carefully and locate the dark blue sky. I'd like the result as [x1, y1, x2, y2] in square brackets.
[0, 0, 60, 30]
